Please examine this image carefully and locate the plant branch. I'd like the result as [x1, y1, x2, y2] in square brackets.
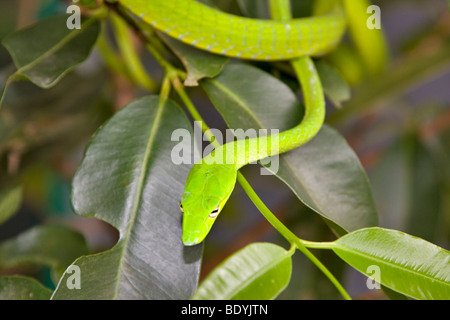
[96, 22, 130, 78]
[110, 11, 158, 92]
[236, 173, 350, 300]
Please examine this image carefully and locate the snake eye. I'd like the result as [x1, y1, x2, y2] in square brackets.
[209, 206, 220, 219]
[179, 202, 184, 213]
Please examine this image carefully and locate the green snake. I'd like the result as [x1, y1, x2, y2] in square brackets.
[119, 0, 351, 245]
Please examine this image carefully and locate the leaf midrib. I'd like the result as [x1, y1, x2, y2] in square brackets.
[205, 79, 266, 131]
[221, 250, 291, 299]
[9, 18, 96, 76]
[333, 242, 450, 299]
[113, 97, 167, 299]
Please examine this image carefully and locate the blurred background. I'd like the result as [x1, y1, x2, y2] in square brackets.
[0, 0, 449, 299]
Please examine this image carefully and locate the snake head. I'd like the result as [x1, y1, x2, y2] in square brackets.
[180, 163, 237, 246]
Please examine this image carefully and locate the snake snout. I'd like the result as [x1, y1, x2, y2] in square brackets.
[182, 212, 209, 246]
[182, 231, 202, 246]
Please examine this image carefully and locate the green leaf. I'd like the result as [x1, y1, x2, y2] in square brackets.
[273, 125, 378, 233]
[0, 276, 52, 300]
[1, 15, 99, 101]
[0, 185, 22, 225]
[316, 60, 351, 108]
[201, 63, 378, 233]
[0, 225, 89, 282]
[381, 285, 409, 300]
[52, 96, 202, 300]
[160, 34, 228, 86]
[368, 134, 442, 242]
[332, 227, 450, 300]
[192, 243, 292, 300]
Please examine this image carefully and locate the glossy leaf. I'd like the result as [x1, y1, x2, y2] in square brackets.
[0, 225, 89, 281]
[368, 134, 441, 242]
[273, 125, 378, 233]
[52, 96, 202, 300]
[332, 227, 450, 300]
[192, 243, 292, 300]
[0, 185, 22, 225]
[160, 34, 228, 86]
[0, 276, 52, 300]
[2, 15, 99, 90]
[316, 60, 351, 108]
[201, 63, 378, 233]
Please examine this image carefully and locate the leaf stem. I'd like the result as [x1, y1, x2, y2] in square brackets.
[96, 22, 130, 78]
[300, 239, 335, 250]
[236, 174, 350, 300]
[0, 75, 16, 110]
[268, 0, 292, 21]
[171, 77, 217, 146]
[159, 75, 172, 104]
[110, 12, 157, 92]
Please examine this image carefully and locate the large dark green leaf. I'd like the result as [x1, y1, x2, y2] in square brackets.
[1, 15, 99, 104]
[272, 125, 378, 233]
[0, 225, 89, 281]
[52, 96, 202, 300]
[0, 276, 52, 300]
[201, 63, 378, 233]
[368, 134, 442, 242]
[192, 243, 292, 300]
[332, 227, 450, 300]
[160, 34, 228, 87]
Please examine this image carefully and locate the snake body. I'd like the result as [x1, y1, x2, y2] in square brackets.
[120, 0, 346, 60]
[179, 56, 324, 245]
[118, 0, 348, 245]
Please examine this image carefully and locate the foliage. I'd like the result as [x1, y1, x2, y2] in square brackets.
[0, 0, 449, 300]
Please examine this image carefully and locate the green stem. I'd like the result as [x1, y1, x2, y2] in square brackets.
[144, 42, 187, 80]
[171, 78, 217, 146]
[268, 0, 351, 300]
[301, 239, 335, 250]
[0, 75, 16, 110]
[236, 174, 350, 300]
[144, 42, 172, 72]
[159, 75, 172, 104]
[96, 22, 130, 78]
[268, 0, 291, 21]
[110, 12, 157, 92]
